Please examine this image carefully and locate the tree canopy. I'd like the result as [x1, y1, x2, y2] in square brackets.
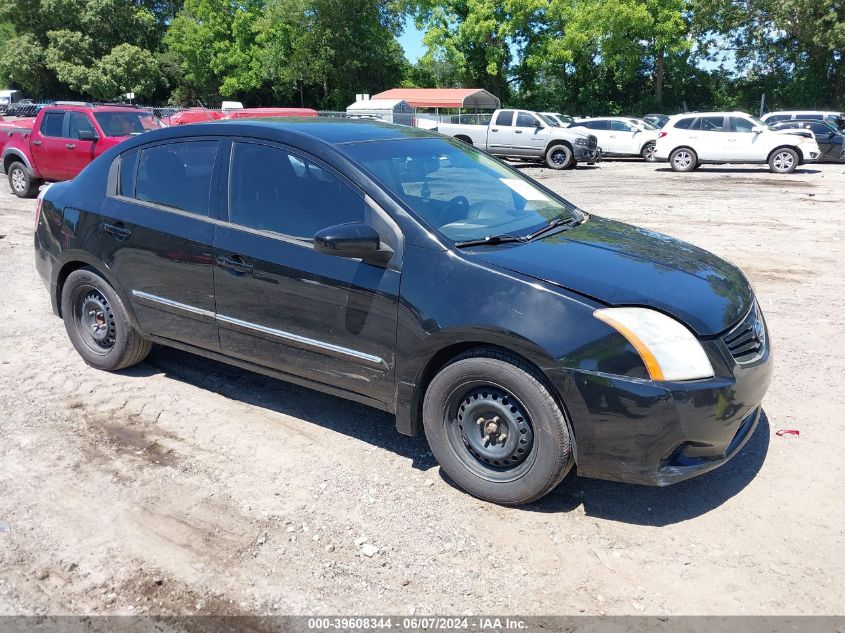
[0, 0, 842, 113]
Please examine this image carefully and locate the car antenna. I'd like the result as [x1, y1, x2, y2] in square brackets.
[196, 99, 214, 121]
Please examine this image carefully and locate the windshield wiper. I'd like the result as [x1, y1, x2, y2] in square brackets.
[454, 233, 528, 248]
[525, 216, 582, 241]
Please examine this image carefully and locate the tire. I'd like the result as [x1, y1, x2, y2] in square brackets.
[61, 267, 151, 371]
[669, 147, 697, 172]
[769, 147, 798, 174]
[545, 144, 574, 170]
[7, 161, 41, 198]
[422, 349, 573, 505]
[641, 142, 657, 162]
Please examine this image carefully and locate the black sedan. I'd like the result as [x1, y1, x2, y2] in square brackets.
[33, 119, 772, 505]
[770, 119, 844, 162]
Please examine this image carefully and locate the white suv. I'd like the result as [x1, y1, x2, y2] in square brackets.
[654, 112, 821, 173]
[568, 117, 661, 160]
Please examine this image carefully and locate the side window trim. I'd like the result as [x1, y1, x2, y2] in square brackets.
[38, 110, 66, 137]
[109, 136, 224, 220]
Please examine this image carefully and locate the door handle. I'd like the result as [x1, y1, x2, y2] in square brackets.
[491, 128, 499, 132]
[727, 138, 736, 142]
[65, 143, 76, 150]
[514, 130, 523, 134]
[33, 140, 42, 146]
[216, 254, 254, 275]
[689, 136, 698, 139]
[102, 222, 131, 240]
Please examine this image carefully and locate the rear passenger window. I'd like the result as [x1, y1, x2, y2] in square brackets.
[585, 120, 609, 130]
[495, 111, 514, 126]
[119, 151, 137, 197]
[700, 116, 725, 132]
[135, 141, 219, 215]
[228, 142, 365, 239]
[40, 111, 65, 137]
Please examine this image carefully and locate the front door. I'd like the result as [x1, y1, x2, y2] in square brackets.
[725, 116, 761, 161]
[607, 120, 638, 154]
[64, 111, 100, 179]
[98, 139, 222, 351]
[512, 111, 547, 156]
[213, 140, 400, 405]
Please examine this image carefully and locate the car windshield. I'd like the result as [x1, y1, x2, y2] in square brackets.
[94, 111, 161, 136]
[539, 114, 561, 127]
[633, 119, 658, 130]
[343, 138, 579, 243]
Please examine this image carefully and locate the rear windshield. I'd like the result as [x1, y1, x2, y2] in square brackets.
[94, 111, 161, 137]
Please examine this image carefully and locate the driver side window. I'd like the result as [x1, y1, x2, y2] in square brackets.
[611, 120, 633, 132]
[515, 112, 540, 128]
[729, 117, 755, 133]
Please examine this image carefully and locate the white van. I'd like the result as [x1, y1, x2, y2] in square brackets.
[0, 89, 24, 112]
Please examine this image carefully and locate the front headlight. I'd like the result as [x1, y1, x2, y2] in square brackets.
[575, 137, 588, 146]
[594, 307, 714, 381]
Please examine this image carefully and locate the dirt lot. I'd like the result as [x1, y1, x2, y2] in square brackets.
[1, 159, 843, 617]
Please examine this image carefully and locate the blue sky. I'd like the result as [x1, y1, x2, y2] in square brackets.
[398, 16, 426, 62]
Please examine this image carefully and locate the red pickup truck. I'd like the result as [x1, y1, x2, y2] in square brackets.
[0, 102, 161, 197]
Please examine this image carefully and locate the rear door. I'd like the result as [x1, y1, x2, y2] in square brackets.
[487, 110, 515, 153]
[695, 115, 728, 160]
[98, 138, 222, 351]
[29, 110, 67, 180]
[212, 139, 400, 404]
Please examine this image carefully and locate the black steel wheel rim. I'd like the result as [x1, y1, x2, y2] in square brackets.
[72, 285, 116, 354]
[550, 148, 568, 165]
[444, 383, 536, 482]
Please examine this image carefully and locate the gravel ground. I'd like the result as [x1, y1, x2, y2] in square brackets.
[0, 159, 843, 617]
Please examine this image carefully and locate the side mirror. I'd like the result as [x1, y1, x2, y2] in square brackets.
[78, 129, 99, 141]
[314, 222, 392, 262]
[752, 126, 764, 134]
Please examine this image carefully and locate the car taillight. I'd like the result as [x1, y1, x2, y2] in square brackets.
[34, 195, 44, 230]
[658, 131, 668, 138]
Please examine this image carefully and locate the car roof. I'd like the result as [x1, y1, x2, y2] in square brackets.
[113, 117, 442, 154]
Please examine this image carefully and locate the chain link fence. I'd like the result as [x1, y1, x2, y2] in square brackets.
[1, 101, 502, 129]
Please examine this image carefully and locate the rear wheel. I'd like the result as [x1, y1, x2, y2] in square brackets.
[545, 144, 574, 170]
[423, 350, 573, 505]
[669, 147, 697, 172]
[641, 142, 657, 162]
[769, 148, 798, 173]
[61, 267, 151, 371]
[7, 161, 41, 198]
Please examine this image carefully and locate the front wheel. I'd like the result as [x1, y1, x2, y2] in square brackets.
[545, 144, 574, 170]
[61, 267, 152, 371]
[769, 148, 798, 173]
[7, 161, 41, 198]
[669, 148, 697, 172]
[423, 350, 573, 505]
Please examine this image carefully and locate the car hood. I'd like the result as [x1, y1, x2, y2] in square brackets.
[472, 216, 752, 336]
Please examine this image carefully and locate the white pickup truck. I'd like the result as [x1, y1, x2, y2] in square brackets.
[435, 109, 601, 169]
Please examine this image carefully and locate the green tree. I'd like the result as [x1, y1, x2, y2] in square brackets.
[0, 0, 167, 99]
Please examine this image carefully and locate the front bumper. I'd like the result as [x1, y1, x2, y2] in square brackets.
[547, 328, 773, 486]
[573, 144, 602, 163]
